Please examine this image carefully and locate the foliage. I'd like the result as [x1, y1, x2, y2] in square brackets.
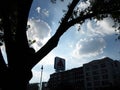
[52, 0, 120, 40]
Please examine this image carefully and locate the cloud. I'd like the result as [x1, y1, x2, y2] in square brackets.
[35, 6, 49, 17]
[72, 17, 116, 59]
[27, 19, 51, 51]
[42, 9, 49, 17]
[96, 18, 115, 35]
[72, 38, 106, 58]
[78, 0, 90, 11]
[79, 17, 115, 37]
[36, 7, 41, 13]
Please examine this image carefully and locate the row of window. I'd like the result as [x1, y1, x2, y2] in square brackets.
[85, 63, 106, 71]
[85, 69, 108, 76]
[87, 80, 111, 87]
[86, 74, 109, 82]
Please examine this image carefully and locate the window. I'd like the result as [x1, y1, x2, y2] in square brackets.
[102, 80, 109, 86]
[86, 77, 91, 81]
[93, 76, 100, 81]
[93, 81, 100, 86]
[86, 72, 91, 76]
[100, 63, 106, 68]
[87, 82, 92, 87]
[92, 71, 99, 75]
[102, 74, 108, 79]
[85, 66, 90, 71]
[87, 88, 92, 90]
[92, 65, 98, 70]
[101, 69, 107, 74]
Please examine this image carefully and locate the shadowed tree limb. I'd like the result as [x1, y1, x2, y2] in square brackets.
[29, 0, 80, 68]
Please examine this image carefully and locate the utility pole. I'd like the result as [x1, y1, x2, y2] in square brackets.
[40, 65, 43, 90]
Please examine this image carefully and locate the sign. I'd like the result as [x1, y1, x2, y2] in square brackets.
[54, 57, 65, 72]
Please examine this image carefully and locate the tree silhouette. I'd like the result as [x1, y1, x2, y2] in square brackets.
[0, 0, 120, 90]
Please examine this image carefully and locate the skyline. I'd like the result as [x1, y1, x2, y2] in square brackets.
[1, 0, 119, 83]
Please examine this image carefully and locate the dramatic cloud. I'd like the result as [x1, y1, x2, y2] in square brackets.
[72, 17, 115, 59]
[95, 18, 115, 35]
[80, 17, 115, 37]
[27, 19, 51, 51]
[73, 38, 106, 58]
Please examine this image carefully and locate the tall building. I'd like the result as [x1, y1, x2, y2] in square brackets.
[47, 57, 120, 90]
[83, 57, 120, 90]
[48, 67, 84, 90]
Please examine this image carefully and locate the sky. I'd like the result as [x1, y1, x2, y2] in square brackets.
[23, 0, 120, 83]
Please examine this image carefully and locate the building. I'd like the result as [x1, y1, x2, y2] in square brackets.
[48, 67, 84, 90]
[27, 82, 48, 90]
[83, 57, 120, 90]
[27, 83, 39, 90]
[47, 57, 120, 90]
[42, 82, 49, 90]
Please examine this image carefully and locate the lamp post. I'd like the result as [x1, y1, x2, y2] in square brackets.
[40, 65, 43, 90]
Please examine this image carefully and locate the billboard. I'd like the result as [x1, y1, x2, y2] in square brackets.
[54, 57, 65, 72]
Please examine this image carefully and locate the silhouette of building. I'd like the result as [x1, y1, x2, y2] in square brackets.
[27, 83, 39, 90]
[83, 57, 120, 90]
[42, 82, 49, 90]
[27, 82, 49, 90]
[48, 67, 84, 90]
[47, 57, 120, 90]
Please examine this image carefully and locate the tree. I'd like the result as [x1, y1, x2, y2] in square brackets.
[0, 0, 120, 90]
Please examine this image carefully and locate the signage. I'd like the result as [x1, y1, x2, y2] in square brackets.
[54, 57, 65, 72]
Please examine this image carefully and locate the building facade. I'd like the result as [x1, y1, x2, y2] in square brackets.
[83, 57, 120, 90]
[47, 57, 120, 90]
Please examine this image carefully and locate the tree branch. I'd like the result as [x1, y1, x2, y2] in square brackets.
[68, 9, 120, 27]
[28, 0, 81, 68]
[16, 0, 33, 49]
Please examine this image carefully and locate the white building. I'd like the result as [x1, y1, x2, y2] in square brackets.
[83, 57, 120, 90]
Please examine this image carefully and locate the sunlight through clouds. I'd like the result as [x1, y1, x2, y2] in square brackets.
[81, 17, 115, 37]
[28, 0, 120, 83]
[27, 18, 52, 51]
[72, 38, 106, 58]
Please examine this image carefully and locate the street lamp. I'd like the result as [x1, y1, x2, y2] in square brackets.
[40, 65, 43, 90]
